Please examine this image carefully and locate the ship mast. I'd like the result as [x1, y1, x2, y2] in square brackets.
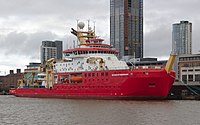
[70, 20, 96, 45]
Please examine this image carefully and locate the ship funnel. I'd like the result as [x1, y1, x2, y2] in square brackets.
[165, 52, 176, 74]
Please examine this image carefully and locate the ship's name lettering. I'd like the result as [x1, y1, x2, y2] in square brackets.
[112, 74, 129, 76]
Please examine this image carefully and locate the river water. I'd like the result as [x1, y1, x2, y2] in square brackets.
[0, 95, 200, 125]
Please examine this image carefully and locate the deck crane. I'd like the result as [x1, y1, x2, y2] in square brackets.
[45, 58, 56, 88]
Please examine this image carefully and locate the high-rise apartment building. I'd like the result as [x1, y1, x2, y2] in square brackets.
[172, 21, 192, 79]
[172, 21, 192, 55]
[110, 0, 143, 59]
[40, 40, 63, 64]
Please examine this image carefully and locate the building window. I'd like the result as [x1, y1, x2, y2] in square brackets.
[195, 75, 200, 81]
[182, 75, 187, 82]
[188, 75, 193, 82]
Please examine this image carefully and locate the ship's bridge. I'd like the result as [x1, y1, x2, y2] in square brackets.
[63, 46, 118, 57]
[53, 21, 129, 73]
[80, 43, 111, 49]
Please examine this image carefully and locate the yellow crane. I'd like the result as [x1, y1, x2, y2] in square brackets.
[165, 52, 176, 74]
[45, 58, 56, 88]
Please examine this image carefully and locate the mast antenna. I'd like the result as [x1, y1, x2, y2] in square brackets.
[87, 19, 90, 31]
[76, 19, 79, 31]
[93, 21, 96, 34]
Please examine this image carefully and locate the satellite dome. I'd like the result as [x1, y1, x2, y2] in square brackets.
[88, 27, 92, 31]
[78, 22, 85, 29]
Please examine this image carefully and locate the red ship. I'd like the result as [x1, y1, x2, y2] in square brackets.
[13, 22, 176, 99]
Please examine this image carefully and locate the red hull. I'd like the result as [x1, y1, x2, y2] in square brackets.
[14, 69, 175, 99]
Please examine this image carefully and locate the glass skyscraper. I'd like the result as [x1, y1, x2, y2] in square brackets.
[110, 0, 143, 59]
[172, 21, 192, 55]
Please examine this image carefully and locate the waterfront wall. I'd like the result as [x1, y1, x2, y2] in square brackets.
[168, 81, 200, 100]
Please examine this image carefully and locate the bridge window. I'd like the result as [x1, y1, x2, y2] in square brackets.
[65, 53, 70, 56]
[74, 51, 77, 55]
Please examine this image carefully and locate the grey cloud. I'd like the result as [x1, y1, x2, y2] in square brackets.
[144, 26, 172, 57]
[1, 31, 59, 59]
[0, 0, 109, 18]
[144, 0, 200, 58]
[0, 0, 200, 70]
[0, 0, 109, 40]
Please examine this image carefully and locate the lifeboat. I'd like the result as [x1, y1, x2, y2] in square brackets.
[71, 75, 82, 82]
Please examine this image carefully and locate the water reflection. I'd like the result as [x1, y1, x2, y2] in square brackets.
[0, 95, 200, 125]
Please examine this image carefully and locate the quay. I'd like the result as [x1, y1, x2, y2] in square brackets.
[168, 81, 200, 100]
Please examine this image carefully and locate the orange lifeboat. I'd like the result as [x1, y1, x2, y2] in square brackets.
[71, 75, 82, 82]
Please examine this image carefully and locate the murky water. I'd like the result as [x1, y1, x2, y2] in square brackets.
[0, 95, 200, 125]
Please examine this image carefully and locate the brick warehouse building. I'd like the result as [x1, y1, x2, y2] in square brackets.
[0, 69, 23, 92]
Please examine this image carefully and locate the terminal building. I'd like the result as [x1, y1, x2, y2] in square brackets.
[169, 54, 200, 99]
[178, 54, 200, 83]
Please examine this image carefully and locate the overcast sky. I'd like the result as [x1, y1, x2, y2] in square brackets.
[0, 0, 200, 75]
